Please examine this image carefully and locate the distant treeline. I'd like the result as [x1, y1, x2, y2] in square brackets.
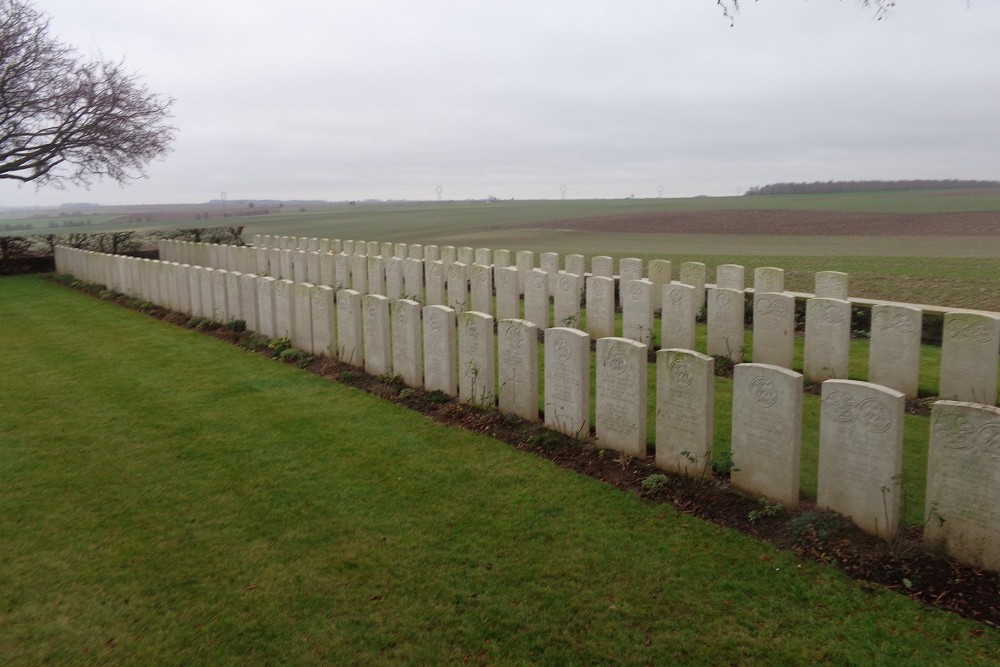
[744, 180, 1000, 196]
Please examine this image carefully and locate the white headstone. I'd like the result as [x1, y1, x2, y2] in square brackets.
[458, 311, 495, 406]
[544, 327, 591, 438]
[408, 244, 423, 259]
[255, 276, 275, 338]
[320, 252, 335, 287]
[804, 298, 851, 383]
[939, 313, 1000, 405]
[596, 337, 648, 457]
[493, 249, 510, 269]
[336, 289, 364, 367]
[565, 254, 585, 277]
[391, 299, 423, 388]
[424, 244, 440, 262]
[648, 259, 672, 311]
[474, 247, 492, 267]
[497, 318, 539, 422]
[403, 258, 424, 302]
[211, 268, 228, 322]
[470, 264, 493, 316]
[553, 272, 583, 329]
[384, 257, 403, 300]
[679, 262, 706, 318]
[523, 268, 550, 329]
[394, 243, 408, 259]
[716, 264, 745, 291]
[656, 349, 714, 477]
[818, 379, 905, 539]
[310, 285, 337, 357]
[225, 270, 242, 323]
[754, 267, 784, 294]
[516, 250, 535, 294]
[706, 287, 745, 361]
[274, 279, 296, 341]
[752, 292, 795, 369]
[591, 256, 613, 278]
[334, 253, 351, 291]
[425, 260, 446, 306]
[619, 257, 643, 284]
[622, 279, 654, 348]
[447, 262, 468, 313]
[586, 276, 615, 340]
[363, 294, 391, 376]
[925, 401, 1000, 570]
[661, 283, 696, 351]
[293, 251, 308, 284]
[541, 252, 560, 291]
[367, 255, 386, 296]
[868, 304, 922, 398]
[815, 271, 849, 300]
[422, 305, 457, 395]
[350, 254, 368, 294]
[495, 266, 520, 321]
[731, 363, 803, 509]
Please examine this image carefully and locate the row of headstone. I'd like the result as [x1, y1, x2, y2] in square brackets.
[55, 244, 1000, 572]
[160, 239, 999, 407]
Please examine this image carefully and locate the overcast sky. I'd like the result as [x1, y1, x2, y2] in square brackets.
[4, 0, 998, 206]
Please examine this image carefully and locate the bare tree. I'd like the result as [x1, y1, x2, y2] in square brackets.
[0, 0, 175, 187]
[717, 1, 897, 24]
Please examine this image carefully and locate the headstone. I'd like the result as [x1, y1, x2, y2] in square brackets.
[336, 289, 364, 368]
[470, 264, 493, 315]
[226, 270, 242, 323]
[474, 247, 492, 267]
[362, 294, 391, 376]
[394, 243, 408, 259]
[494, 249, 511, 269]
[198, 268, 215, 320]
[523, 268, 550, 329]
[408, 244, 423, 259]
[596, 337, 648, 457]
[334, 253, 351, 290]
[544, 327, 591, 438]
[268, 248, 282, 278]
[495, 266, 520, 321]
[403, 258, 424, 302]
[458, 311, 495, 406]
[815, 271, 849, 299]
[274, 279, 296, 341]
[541, 252, 560, 291]
[291, 282, 314, 352]
[425, 260, 446, 306]
[211, 268, 228, 322]
[622, 279, 654, 348]
[384, 257, 403, 300]
[716, 264, 745, 291]
[648, 259, 672, 311]
[939, 313, 1000, 405]
[372, 241, 385, 256]
[255, 276, 275, 338]
[818, 380, 905, 539]
[752, 292, 795, 369]
[661, 283, 697, 351]
[586, 276, 615, 339]
[446, 262, 468, 313]
[656, 349, 714, 477]
[310, 285, 337, 357]
[255, 247, 269, 277]
[925, 400, 1000, 570]
[422, 305, 457, 395]
[293, 251, 308, 284]
[619, 257, 643, 284]
[457, 247, 474, 274]
[497, 318, 539, 422]
[679, 262, 706, 317]
[591, 256, 613, 278]
[350, 254, 368, 294]
[868, 304, 922, 398]
[424, 244, 440, 262]
[380, 242, 392, 258]
[754, 267, 784, 294]
[306, 252, 320, 285]
[804, 298, 851, 383]
[342, 240, 355, 255]
[279, 249, 293, 282]
[731, 363, 803, 509]
[516, 250, 535, 294]
[707, 287, 745, 361]
[553, 272, 583, 329]
[319, 238, 331, 254]
[367, 255, 386, 296]
[187, 266, 203, 317]
[391, 299, 423, 388]
[565, 254, 585, 277]
[320, 252, 335, 287]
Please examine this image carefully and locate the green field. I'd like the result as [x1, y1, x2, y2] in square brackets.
[4, 275, 1000, 664]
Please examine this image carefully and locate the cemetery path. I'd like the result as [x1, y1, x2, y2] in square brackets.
[510, 209, 1000, 236]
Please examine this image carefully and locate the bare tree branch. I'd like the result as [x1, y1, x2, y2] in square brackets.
[0, 0, 175, 187]
[718, 1, 898, 25]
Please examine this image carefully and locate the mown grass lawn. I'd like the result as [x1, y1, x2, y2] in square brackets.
[2, 275, 1000, 665]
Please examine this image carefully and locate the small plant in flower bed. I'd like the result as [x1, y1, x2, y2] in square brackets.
[224, 318, 246, 332]
[267, 337, 292, 354]
[278, 348, 312, 367]
[641, 473, 671, 496]
[185, 316, 212, 330]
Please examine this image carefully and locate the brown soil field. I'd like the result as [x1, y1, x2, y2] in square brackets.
[512, 209, 1000, 235]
